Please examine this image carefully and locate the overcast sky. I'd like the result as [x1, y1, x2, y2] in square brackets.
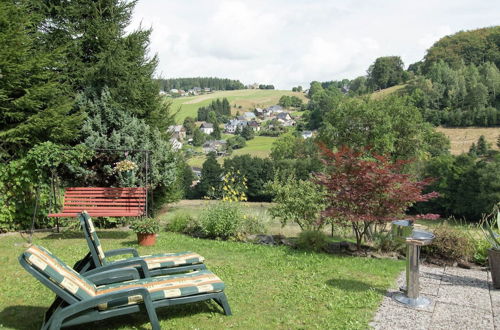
[128, 0, 500, 90]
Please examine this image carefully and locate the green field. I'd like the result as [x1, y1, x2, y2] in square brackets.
[169, 89, 307, 123]
[187, 136, 276, 167]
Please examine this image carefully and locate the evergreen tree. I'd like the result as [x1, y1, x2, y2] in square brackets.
[0, 1, 84, 158]
[196, 152, 222, 198]
[34, 0, 171, 131]
[477, 135, 489, 155]
[240, 126, 255, 140]
[192, 128, 206, 147]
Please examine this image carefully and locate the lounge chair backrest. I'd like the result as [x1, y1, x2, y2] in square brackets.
[79, 212, 108, 266]
[22, 245, 96, 300]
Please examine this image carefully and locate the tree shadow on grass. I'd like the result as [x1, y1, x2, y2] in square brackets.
[326, 278, 388, 296]
[0, 305, 46, 330]
[42, 231, 129, 240]
[0, 301, 225, 330]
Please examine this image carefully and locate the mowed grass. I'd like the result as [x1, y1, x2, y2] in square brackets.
[187, 136, 276, 167]
[436, 126, 500, 155]
[0, 229, 403, 329]
[169, 89, 308, 123]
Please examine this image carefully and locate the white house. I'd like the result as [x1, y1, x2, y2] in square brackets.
[224, 119, 247, 133]
[200, 122, 214, 135]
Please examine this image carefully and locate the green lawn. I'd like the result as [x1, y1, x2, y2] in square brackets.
[169, 89, 307, 123]
[187, 136, 276, 167]
[0, 229, 403, 329]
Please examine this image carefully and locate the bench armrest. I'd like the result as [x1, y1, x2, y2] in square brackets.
[92, 257, 151, 278]
[105, 248, 140, 258]
[85, 268, 140, 285]
[54, 287, 160, 330]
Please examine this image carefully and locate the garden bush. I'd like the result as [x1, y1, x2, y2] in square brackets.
[199, 202, 244, 239]
[423, 223, 474, 262]
[238, 214, 268, 235]
[166, 212, 193, 233]
[296, 230, 329, 252]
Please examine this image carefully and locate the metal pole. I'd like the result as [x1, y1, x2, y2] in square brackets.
[407, 244, 420, 299]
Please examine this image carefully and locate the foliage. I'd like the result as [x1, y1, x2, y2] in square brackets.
[422, 222, 474, 262]
[0, 142, 92, 231]
[192, 128, 207, 146]
[79, 90, 179, 198]
[157, 77, 244, 91]
[130, 218, 160, 234]
[197, 98, 231, 122]
[278, 95, 303, 108]
[166, 212, 196, 234]
[226, 135, 246, 150]
[182, 117, 196, 135]
[480, 204, 500, 250]
[316, 145, 438, 249]
[221, 171, 248, 202]
[259, 84, 275, 90]
[406, 61, 500, 127]
[296, 230, 329, 252]
[0, 1, 84, 158]
[268, 175, 326, 231]
[318, 95, 449, 160]
[195, 152, 223, 199]
[423, 26, 500, 70]
[372, 231, 405, 253]
[35, 0, 171, 131]
[417, 153, 500, 221]
[199, 202, 244, 239]
[238, 126, 254, 140]
[223, 155, 274, 202]
[114, 160, 138, 172]
[367, 56, 407, 90]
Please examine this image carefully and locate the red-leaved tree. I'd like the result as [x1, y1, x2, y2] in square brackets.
[315, 145, 439, 250]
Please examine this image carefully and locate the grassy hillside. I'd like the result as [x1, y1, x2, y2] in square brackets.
[370, 84, 406, 100]
[437, 127, 499, 155]
[169, 89, 308, 123]
[187, 136, 276, 167]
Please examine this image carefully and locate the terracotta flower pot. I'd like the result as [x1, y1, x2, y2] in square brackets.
[488, 248, 500, 289]
[137, 233, 157, 246]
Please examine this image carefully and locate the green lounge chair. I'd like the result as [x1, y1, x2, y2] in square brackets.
[78, 211, 206, 276]
[19, 245, 231, 330]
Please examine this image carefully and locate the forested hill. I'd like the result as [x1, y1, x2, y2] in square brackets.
[423, 26, 500, 72]
[157, 77, 245, 91]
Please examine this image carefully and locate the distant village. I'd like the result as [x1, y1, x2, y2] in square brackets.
[168, 103, 313, 160]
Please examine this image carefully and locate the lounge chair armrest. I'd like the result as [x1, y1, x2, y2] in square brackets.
[104, 248, 139, 258]
[85, 267, 140, 285]
[54, 287, 160, 330]
[90, 257, 152, 278]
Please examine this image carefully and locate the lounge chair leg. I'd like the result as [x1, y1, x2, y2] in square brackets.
[143, 298, 160, 330]
[214, 292, 232, 316]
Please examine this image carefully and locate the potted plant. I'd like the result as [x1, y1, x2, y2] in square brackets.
[130, 218, 160, 246]
[481, 204, 500, 289]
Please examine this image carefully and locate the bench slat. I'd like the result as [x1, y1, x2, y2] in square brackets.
[48, 187, 147, 218]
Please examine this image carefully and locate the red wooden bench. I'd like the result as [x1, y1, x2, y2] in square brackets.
[48, 187, 147, 218]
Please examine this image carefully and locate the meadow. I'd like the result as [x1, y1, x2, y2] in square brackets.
[169, 89, 307, 123]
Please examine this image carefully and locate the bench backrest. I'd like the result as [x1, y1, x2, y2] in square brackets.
[57, 187, 146, 217]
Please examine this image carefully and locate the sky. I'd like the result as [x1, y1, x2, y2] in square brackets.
[128, 0, 500, 90]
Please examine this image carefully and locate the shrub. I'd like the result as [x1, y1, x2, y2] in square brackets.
[166, 213, 192, 233]
[423, 223, 474, 262]
[472, 237, 490, 265]
[238, 214, 268, 235]
[372, 231, 405, 253]
[296, 230, 329, 252]
[199, 202, 243, 239]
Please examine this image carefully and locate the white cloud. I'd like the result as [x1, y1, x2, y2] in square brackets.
[129, 0, 500, 89]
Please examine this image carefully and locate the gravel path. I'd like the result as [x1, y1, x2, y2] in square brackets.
[371, 265, 500, 329]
